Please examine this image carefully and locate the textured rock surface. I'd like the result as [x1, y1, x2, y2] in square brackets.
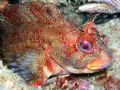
[104, 76, 120, 90]
[78, 0, 120, 14]
[96, 19, 120, 79]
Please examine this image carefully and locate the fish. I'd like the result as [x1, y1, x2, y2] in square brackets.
[0, 1, 113, 87]
[77, 0, 120, 14]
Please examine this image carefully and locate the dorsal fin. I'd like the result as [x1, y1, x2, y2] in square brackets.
[0, 1, 64, 28]
[0, 4, 24, 26]
[29, 1, 64, 25]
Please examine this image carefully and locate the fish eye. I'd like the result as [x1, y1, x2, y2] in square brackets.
[78, 40, 93, 52]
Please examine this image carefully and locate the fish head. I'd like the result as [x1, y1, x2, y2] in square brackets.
[50, 19, 113, 74]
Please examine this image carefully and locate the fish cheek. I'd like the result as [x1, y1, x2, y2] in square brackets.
[50, 40, 66, 67]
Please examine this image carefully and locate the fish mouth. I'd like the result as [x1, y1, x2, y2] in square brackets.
[87, 50, 113, 71]
[52, 50, 113, 74]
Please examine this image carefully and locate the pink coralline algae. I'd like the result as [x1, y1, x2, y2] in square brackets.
[104, 76, 120, 90]
[47, 75, 91, 90]
[78, 80, 90, 90]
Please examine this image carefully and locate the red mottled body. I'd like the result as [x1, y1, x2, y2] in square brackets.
[0, 1, 113, 87]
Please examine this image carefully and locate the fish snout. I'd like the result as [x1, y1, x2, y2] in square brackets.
[87, 50, 113, 71]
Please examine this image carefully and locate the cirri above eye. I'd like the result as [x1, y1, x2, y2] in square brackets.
[78, 40, 93, 52]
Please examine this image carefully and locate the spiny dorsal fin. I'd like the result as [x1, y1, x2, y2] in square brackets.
[1, 4, 24, 26]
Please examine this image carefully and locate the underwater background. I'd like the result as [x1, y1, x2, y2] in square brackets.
[0, 0, 120, 90]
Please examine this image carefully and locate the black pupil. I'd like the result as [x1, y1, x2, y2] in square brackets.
[79, 40, 93, 52]
[82, 44, 89, 50]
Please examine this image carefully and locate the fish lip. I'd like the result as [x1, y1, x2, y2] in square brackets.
[62, 66, 95, 74]
[87, 59, 113, 71]
[86, 51, 113, 71]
